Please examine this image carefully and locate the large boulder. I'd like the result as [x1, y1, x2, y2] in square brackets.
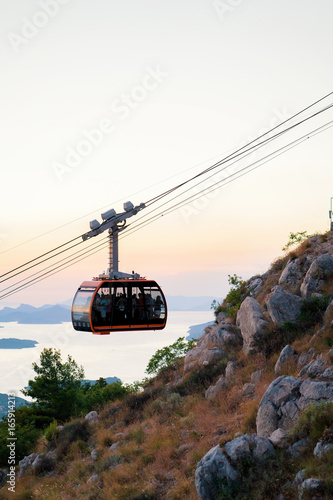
[205, 376, 230, 400]
[274, 344, 298, 375]
[300, 253, 333, 297]
[265, 286, 303, 326]
[195, 435, 275, 499]
[278, 256, 312, 289]
[236, 297, 268, 354]
[257, 375, 333, 437]
[195, 445, 239, 500]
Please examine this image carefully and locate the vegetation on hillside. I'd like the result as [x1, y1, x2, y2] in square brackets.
[0, 232, 332, 499]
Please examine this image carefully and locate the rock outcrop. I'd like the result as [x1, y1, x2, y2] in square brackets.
[265, 285, 303, 326]
[184, 320, 241, 373]
[256, 375, 333, 437]
[236, 297, 268, 353]
[195, 434, 275, 499]
[274, 344, 298, 374]
[300, 253, 333, 297]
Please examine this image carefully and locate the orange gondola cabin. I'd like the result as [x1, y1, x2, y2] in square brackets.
[71, 201, 167, 334]
[72, 278, 167, 334]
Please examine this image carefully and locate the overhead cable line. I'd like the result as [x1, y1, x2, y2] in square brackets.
[0, 235, 109, 296]
[1, 92, 333, 300]
[1, 92, 332, 258]
[119, 109, 333, 235]
[0, 236, 110, 300]
[3, 116, 332, 301]
[119, 119, 333, 240]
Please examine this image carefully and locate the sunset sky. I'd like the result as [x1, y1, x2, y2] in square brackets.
[1, 0, 333, 307]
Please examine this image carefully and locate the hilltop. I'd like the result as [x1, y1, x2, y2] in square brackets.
[0, 232, 332, 499]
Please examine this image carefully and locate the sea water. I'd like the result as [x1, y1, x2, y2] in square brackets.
[0, 311, 213, 398]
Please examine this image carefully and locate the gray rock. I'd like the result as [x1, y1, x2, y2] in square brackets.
[251, 369, 263, 384]
[195, 435, 275, 499]
[293, 469, 306, 487]
[257, 375, 333, 437]
[287, 438, 311, 458]
[91, 449, 98, 461]
[195, 445, 239, 500]
[114, 432, 127, 440]
[324, 300, 333, 327]
[265, 286, 303, 326]
[297, 348, 316, 368]
[85, 410, 99, 423]
[298, 355, 328, 378]
[252, 435, 275, 461]
[236, 297, 268, 354]
[269, 428, 290, 448]
[313, 440, 333, 458]
[224, 434, 252, 461]
[184, 320, 241, 373]
[109, 442, 120, 451]
[205, 376, 230, 400]
[247, 277, 263, 296]
[298, 478, 325, 499]
[18, 453, 38, 478]
[87, 474, 99, 484]
[216, 311, 227, 322]
[257, 376, 302, 436]
[275, 345, 298, 374]
[225, 360, 237, 378]
[279, 400, 300, 430]
[298, 379, 333, 409]
[320, 366, 333, 380]
[279, 256, 312, 288]
[257, 401, 279, 437]
[300, 253, 333, 297]
[242, 383, 255, 399]
[260, 376, 302, 408]
[224, 433, 275, 462]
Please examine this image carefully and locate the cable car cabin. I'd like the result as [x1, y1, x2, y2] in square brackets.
[72, 279, 167, 334]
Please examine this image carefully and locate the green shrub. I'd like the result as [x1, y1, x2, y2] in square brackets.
[56, 419, 91, 458]
[298, 295, 331, 329]
[146, 337, 196, 375]
[291, 402, 333, 444]
[218, 274, 249, 319]
[282, 231, 308, 251]
[45, 419, 59, 447]
[33, 453, 56, 476]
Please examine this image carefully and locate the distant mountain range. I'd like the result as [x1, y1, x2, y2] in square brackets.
[0, 296, 220, 325]
[0, 393, 30, 419]
[0, 303, 71, 324]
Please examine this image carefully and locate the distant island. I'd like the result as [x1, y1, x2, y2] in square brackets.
[0, 338, 38, 349]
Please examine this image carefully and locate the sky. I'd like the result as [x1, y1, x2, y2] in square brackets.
[0, 0, 333, 307]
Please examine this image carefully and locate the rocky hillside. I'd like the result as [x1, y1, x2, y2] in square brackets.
[1, 232, 332, 499]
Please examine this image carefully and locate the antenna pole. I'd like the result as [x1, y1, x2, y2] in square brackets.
[330, 197, 333, 232]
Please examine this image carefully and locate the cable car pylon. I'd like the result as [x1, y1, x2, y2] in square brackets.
[72, 201, 167, 334]
[82, 201, 145, 279]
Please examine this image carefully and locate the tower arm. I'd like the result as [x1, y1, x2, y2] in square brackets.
[82, 201, 145, 241]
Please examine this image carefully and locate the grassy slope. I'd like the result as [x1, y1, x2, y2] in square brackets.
[1, 233, 333, 500]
